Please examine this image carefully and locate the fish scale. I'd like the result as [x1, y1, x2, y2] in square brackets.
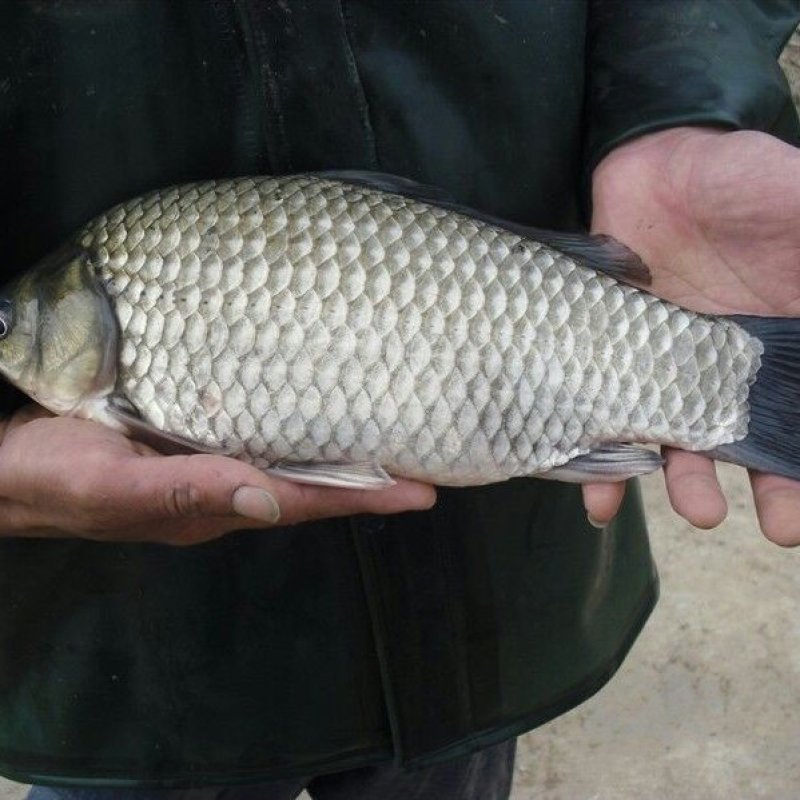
[74, 174, 759, 485]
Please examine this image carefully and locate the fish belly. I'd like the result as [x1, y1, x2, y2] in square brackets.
[83, 176, 761, 485]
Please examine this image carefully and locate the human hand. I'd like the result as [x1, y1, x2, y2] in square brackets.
[0, 405, 436, 545]
[586, 127, 800, 545]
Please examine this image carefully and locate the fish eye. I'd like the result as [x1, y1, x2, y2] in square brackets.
[0, 302, 13, 340]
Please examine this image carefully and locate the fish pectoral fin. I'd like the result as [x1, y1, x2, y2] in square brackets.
[105, 396, 240, 457]
[536, 444, 664, 483]
[264, 461, 396, 489]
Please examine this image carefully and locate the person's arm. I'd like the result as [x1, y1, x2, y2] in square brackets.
[0, 405, 435, 545]
[583, 2, 800, 543]
[585, 0, 800, 172]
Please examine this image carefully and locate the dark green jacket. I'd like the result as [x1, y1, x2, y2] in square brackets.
[0, 0, 797, 787]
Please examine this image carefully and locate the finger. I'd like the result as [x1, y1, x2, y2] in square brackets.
[749, 471, 800, 547]
[33, 452, 278, 537]
[108, 454, 436, 531]
[189, 474, 437, 539]
[582, 482, 626, 527]
[272, 478, 437, 526]
[663, 448, 727, 529]
[34, 472, 438, 546]
[3, 403, 53, 434]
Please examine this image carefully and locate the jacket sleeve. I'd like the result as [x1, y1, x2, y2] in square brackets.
[0, 384, 29, 418]
[585, 0, 800, 171]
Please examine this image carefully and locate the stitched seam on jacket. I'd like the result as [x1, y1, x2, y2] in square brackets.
[337, 0, 380, 170]
[349, 519, 406, 763]
[437, 525, 479, 750]
[233, 0, 291, 172]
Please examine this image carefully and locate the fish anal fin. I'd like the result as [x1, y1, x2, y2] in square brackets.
[537, 444, 663, 483]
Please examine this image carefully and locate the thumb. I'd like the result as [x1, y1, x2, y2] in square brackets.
[113, 452, 436, 530]
[115, 453, 281, 525]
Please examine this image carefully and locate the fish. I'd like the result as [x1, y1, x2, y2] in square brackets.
[0, 171, 797, 489]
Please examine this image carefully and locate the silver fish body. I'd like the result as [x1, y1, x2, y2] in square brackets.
[60, 174, 761, 486]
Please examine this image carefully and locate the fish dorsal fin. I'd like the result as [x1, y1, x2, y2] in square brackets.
[314, 170, 458, 206]
[315, 170, 650, 286]
[521, 230, 651, 286]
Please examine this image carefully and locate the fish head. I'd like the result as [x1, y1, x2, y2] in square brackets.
[0, 245, 118, 414]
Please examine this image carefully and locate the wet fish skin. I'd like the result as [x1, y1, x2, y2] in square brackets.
[64, 174, 759, 486]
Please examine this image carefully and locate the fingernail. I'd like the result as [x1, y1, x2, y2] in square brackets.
[232, 486, 280, 524]
[587, 515, 606, 529]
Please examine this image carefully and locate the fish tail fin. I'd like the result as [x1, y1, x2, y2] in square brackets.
[710, 315, 800, 480]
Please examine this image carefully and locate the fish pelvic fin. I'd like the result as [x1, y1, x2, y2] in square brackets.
[709, 315, 800, 481]
[264, 461, 396, 489]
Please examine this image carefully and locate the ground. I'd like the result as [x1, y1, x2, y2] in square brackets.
[510, 465, 800, 799]
[0, 24, 799, 800]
